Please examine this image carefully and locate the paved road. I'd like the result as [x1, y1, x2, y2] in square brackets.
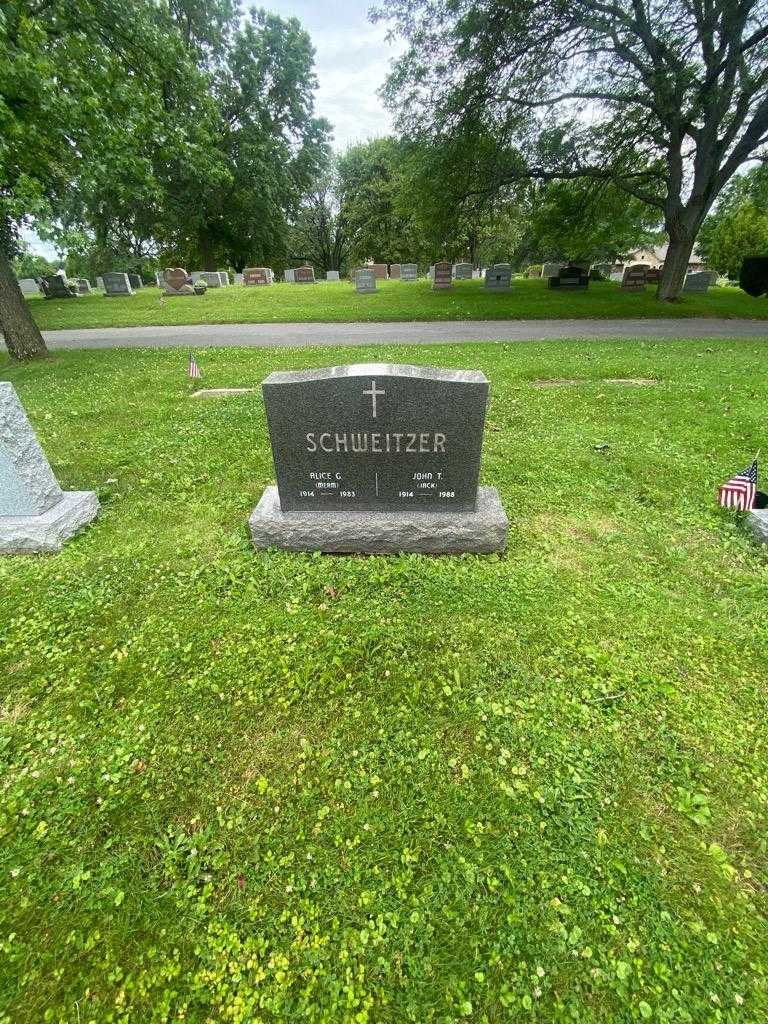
[4, 318, 767, 351]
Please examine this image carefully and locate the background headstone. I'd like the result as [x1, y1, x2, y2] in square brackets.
[0, 383, 99, 553]
[484, 264, 512, 290]
[197, 271, 222, 288]
[235, 272, 244, 285]
[96, 276, 105, 290]
[453, 263, 472, 280]
[389, 264, 401, 279]
[621, 265, 649, 290]
[284, 268, 295, 282]
[294, 266, 315, 283]
[326, 270, 340, 281]
[541, 262, 562, 279]
[154, 271, 163, 287]
[400, 263, 418, 282]
[683, 270, 716, 293]
[243, 267, 271, 286]
[128, 273, 142, 290]
[75, 278, 92, 294]
[41, 275, 78, 299]
[432, 261, 453, 290]
[164, 268, 193, 296]
[355, 269, 377, 293]
[218, 272, 229, 287]
[548, 265, 589, 290]
[371, 263, 388, 280]
[103, 272, 133, 297]
[18, 279, 41, 296]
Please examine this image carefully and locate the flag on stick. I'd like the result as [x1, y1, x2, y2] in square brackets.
[188, 352, 202, 380]
[718, 459, 758, 510]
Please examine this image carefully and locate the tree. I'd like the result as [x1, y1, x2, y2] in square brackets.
[290, 182, 349, 273]
[699, 164, 768, 277]
[376, 0, 768, 300]
[0, 0, 198, 358]
[11, 240, 58, 280]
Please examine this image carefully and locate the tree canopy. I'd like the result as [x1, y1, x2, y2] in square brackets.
[375, 0, 768, 299]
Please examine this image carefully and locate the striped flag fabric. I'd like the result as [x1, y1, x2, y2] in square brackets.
[718, 459, 758, 510]
[188, 352, 202, 380]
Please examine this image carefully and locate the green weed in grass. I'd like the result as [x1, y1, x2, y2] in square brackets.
[0, 340, 767, 1023]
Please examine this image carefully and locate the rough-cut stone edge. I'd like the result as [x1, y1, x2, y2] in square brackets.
[191, 388, 256, 398]
[745, 509, 768, 546]
[0, 382, 63, 515]
[249, 485, 508, 554]
[0, 491, 100, 554]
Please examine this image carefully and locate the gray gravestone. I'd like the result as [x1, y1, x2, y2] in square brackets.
[621, 265, 648, 290]
[484, 264, 512, 290]
[683, 270, 716, 293]
[198, 271, 222, 287]
[154, 271, 163, 287]
[41, 275, 77, 299]
[0, 383, 99, 553]
[102, 272, 133, 296]
[75, 278, 92, 294]
[453, 263, 472, 280]
[96, 276, 105, 291]
[400, 263, 418, 282]
[371, 264, 388, 280]
[284, 269, 295, 282]
[541, 262, 562, 279]
[218, 272, 229, 286]
[389, 264, 401, 279]
[250, 363, 507, 552]
[355, 269, 377, 293]
[243, 267, 271, 286]
[432, 261, 453, 290]
[19, 279, 41, 296]
[235, 272, 244, 285]
[128, 274, 142, 290]
[326, 270, 340, 282]
[548, 265, 589, 290]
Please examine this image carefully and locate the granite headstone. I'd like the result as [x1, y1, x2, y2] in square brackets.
[0, 383, 99, 553]
[389, 264, 401, 279]
[541, 262, 562, 279]
[18, 279, 41, 296]
[400, 263, 418, 282]
[250, 363, 507, 553]
[371, 264, 388, 280]
[294, 266, 315, 283]
[683, 270, 716, 293]
[548, 265, 589, 290]
[243, 267, 272, 286]
[621, 265, 648, 291]
[41, 275, 78, 299]
[432, 261, 453, 290]
[128, 274, 142, 290]
[453, 263, 472, 280]
[102, 272, 133, 297]
[326, 270, 340, 282]
[355, 269, 377, 293]
[164, 268, 193, 296]
[484, 264, 512, 290]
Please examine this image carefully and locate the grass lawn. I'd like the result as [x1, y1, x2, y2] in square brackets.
[1, 339, 767, 1023]
[26, 277, 768, 331]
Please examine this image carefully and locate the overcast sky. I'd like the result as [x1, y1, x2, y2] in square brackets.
[23, 2, 399, 257]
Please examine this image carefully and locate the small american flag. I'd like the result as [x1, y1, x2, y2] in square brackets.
[188, 352, 202, 380]
[718, 459, 758, 510]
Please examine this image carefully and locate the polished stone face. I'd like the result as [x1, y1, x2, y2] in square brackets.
[400, 263, 418, 282]
[355, 269, 377, 293]
[485, 265, 512, 290]
[432, 262, 453, 290]
[262, 363, 489, 513]
[103, 272, 133, 296]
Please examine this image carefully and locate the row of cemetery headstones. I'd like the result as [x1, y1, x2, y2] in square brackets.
[1, 362, 510, 556]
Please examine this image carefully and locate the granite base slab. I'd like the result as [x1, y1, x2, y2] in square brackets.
[250, 485, 508, 554]
[745, 509, 768, 545]
[0, 491, 100, 554]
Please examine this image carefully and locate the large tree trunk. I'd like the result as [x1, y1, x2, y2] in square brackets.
[0, 245, 48, 360]
[656, 235, 695, 301]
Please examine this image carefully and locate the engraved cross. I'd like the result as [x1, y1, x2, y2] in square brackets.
[363, 380, 385, 418]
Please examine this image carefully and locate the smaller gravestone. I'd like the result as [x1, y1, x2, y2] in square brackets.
[243, 267, 272, 286]
[453, 263, 472, 280]
[389, 264, 401, 279]
[400, 264, 418, 282]
[235, 272, 244, 285]
[592, 263, 612, 280]
[621, 265, 649, 291]
[41, 275, 78, 299]
[541, 262, 562, 279]
[96, 276, 105, 290]
[548, 265, 589, 290]
[128, 274, 142, 290]
[355, 268, 377, 293]
[326, 271, 340, 282]
[427, 265, 434, 280]
[164, 268, 194, 296]
[432, 261, 453, 290]
[284, 269, 295, 282]
[484, 264, 512, 290]
[0, 383, 99, 553]
[683, 270, 716, 293]
[218, 272, 229, 287]
[154, 271, 164, 287]
[371, 264, 388, 280]
[646, 267, 662, 285]
[103, 272, 133, 297]
[75, 278, 92, 295]
[18, 279, 41, 296]
[294, 266, 315, 284]
[195, 271, 221, 288]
